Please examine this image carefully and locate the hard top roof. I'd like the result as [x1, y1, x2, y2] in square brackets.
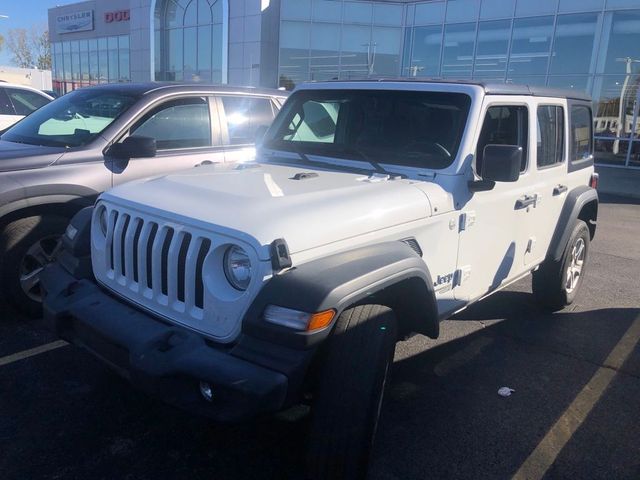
[301, 78, 591, 102]
[75, 82, 287, 97]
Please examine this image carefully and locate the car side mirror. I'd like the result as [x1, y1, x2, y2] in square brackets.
[108, 135, 157, 159]
[481, 144, 522, 182]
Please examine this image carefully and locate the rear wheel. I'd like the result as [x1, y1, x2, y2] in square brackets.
[306, 304, 397, 480]
[0, 215, 68, 317]
[532, 220, 590, 311]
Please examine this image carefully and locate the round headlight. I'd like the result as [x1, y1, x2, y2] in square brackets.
[223, 245, 252, 291]
[98, 207, 108, 236]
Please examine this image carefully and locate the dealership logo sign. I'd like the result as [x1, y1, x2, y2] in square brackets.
[56, 10, 93, 34]
[105, 10, 130, 23]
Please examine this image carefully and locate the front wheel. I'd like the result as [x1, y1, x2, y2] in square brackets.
[532, 220, 590, 311]
[0, 215, 68, 317]
[306, 304, 397, 480]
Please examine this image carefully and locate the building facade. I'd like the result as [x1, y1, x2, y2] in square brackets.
[49, 0, 640, 168]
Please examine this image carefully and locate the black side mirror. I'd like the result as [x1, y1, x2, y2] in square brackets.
[108, 135, 157, 159]
[481, 144, 522, 182]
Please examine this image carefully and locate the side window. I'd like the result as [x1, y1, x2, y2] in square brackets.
[476, 105, 528, 175]
[570, 105, 593, 162]
[0, 89, 14, 115]
[5, 88, 50, 116]
[537, 105, 564, 168]
[286, 100, 340, 143]
[131, 97, 211, 150]
[221, 96, 275, 145]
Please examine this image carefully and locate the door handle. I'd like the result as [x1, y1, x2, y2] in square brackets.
[553, 184, 568, 196]
[515, 194, 537, 210]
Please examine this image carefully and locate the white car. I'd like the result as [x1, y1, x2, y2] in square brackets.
[42, 80, 598, 479]
[0, 83, 53, 130]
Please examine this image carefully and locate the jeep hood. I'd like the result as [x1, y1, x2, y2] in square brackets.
[101, 162, 437, 259]
[0, 140, 65, 172]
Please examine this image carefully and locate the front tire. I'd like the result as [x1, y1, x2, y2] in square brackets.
[532, 220, 590, 311]
[306, 304, 397, 480]
[0, 215, 68, 317]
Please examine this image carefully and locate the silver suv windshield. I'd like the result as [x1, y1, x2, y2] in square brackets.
[1, 88, 140, 148]
[263, 89, 471, 170]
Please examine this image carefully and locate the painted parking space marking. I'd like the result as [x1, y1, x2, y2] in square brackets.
[0, 340, 68, 367]
[513, 316, 640, 480]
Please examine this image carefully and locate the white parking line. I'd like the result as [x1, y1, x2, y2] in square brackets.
[0, 340, 68, 367]
[513, 316, 640, 480]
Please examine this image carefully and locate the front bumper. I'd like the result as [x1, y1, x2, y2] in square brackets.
[41, 263, 292, 422]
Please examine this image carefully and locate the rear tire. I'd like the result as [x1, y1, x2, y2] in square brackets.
[0, 215, 69, 318]
[532, 220, 590, 311]
[306, 304, 397, 480]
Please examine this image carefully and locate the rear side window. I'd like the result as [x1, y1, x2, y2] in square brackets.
[537, 105, 564, 168]
[0, 88, 13, 115]
[570, 105, 592, 162]
[131, 97, 211, 150]
[477, 105, 529, 174]
[5, 88, 50, 116]
[220, 96, 275, 145]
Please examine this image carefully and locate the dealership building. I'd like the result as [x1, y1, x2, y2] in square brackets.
[49, 0, 640, 168]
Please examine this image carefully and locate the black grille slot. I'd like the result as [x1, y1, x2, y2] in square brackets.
[402, 238, 423, 257]
[177, 233, 192, 302]
[119, 214, 131, 276]
[131, 219, 144, 283]
[146, 223, 159, 289]
[108, 211, 119, 271]
[160, 229, 175, 296]
[195, 238, 212, 309]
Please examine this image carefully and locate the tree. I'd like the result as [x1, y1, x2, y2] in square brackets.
[6, 26, 50, 70]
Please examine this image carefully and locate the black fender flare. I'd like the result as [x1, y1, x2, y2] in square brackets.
[548, 185, 598, 262]
[242, 241, 439, 349]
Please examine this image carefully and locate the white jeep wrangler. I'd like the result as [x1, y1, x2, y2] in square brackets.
[42, 80, 598, 479]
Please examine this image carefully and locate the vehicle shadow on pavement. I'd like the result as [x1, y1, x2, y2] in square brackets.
[371, 292, 640, 480]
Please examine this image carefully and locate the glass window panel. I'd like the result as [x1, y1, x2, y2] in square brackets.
[546, 75, 590, 91]
[164, 1, 184, 28]
[509, 16, 554, 76]
[108, 49, 118, 82]
[592, 74, 640, 139]
[79, 40, 89, 81]
[108, 36, 118, 50]
[310, 23, 341, 81]
[70, 41, 80, 81]
[600, 11, 640, 76]
[198, 26, 212, 76]
[606, 0, 640, 8]
[212, 23, 223, 83]
[313, 0, 342, 22]
[410, 25, 442, 77]
[89, 39, 98, 81]
[480, 0, 516, 19]
[119, 49, 130, 81]
[537, 105, 565, 167]
[5, 88, 51, 116]
[221, 96, 275, 145]
[414, 2, 445, 25]
[442, 23, 476, 78]
[445, 0, 480, 23]
[198, 0, 212, 25]
[279, 21, 311, 88]
[281, 0, 311, 20]
[474, 20, 511, 78]
[155, 29, 162, 80]
[477, 105, 529, 172]
[515, 0, 559, 16]
[119, 35, 129, 49]
[550, 14, 598, 74]
[401, 28, 413, 76]
[63, 42, 72, 81]
[184, 27, 197, 78]
[184, 0, 197, 26]
[373, 4, 403, 26]
[343, 2, 372, 24]
[340, 24, 371, 80]
[570, 105, 593, 162]
[133, 97, 211, 149]
[507, 75, 548, 86]
[371, 27, 402, 76]
[559, 0, 603, 12]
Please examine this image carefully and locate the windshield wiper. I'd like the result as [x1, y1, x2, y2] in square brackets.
[343, 146, 395, 177]
[265, 143, 376, 176]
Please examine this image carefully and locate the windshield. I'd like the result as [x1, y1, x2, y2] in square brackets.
[1, 88, 140, 148]
[263, 89, 471, 170]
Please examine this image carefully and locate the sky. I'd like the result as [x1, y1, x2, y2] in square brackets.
[0, 0, 63, 65]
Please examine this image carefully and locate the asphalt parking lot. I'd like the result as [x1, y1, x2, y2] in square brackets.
[1, 194, 639, 480]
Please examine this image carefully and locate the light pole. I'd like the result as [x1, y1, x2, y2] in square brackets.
[613, 57, 640, 155]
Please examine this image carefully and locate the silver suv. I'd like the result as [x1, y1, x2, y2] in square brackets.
[0, 82, 286, 315]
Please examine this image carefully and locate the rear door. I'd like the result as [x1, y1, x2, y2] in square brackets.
[217, 95, 279, 162]
[110, 95, 225, 186]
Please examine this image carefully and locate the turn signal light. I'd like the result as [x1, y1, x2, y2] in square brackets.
[307, 309, 336, 331]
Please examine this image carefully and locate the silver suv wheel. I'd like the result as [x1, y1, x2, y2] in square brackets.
[19, 235, 62, 302]
[565, 237, 585, 294]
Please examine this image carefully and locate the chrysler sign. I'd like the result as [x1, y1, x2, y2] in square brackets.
[56, 10, 94, 34]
